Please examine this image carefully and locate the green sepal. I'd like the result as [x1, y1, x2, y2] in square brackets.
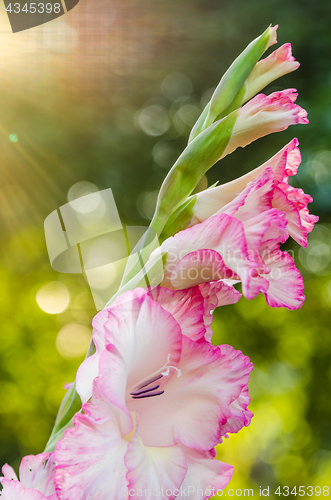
[161, 196, 197, 241]
[44, 419, 74, 453]
[52, 381, 82, 435]
[106, 248, 167, 305]
[188, 102, 210, 143]
[204, 26, 273, 127]
[207, 180, 219, 189]
[151, 109, 238, 236]
[189, 26, 273, 143]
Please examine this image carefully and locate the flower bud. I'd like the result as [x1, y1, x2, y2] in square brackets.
[189, 25, 278, 141]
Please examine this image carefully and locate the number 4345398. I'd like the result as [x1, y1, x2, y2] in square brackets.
[6, 3, 61, 14]
[275, 486, 329, 496]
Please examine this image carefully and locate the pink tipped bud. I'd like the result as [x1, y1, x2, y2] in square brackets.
[245, 44, 300, 103]
[222, 89, 308, 158]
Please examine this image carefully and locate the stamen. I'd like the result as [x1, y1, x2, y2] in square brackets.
[130, 384, 160, 396]
[127, 354, 181, 399]
[132, 390, 164, 399]
[161, 354, 182, 378]
[135, 374, 163, 391]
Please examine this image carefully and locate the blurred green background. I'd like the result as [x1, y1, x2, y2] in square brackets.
[0, 0, 331, 494]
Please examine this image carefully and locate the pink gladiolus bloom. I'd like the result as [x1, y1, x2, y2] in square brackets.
[222, 90, 308, 158]
[157, 171, 305, 309]
[76, 284, 242, 402]
[1, 454, 56, 500]
[192, 139, 318, 248]
[57, 289, 253, 499]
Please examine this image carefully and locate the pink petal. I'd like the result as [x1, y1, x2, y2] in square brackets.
[223, 90, 308, 158]
[146, 286, 206, 342]
[171, 249, 234, 289]
[98, 292, 182, 435]
[63, 382, 73, 390]
[1, 465, 18, 482]
[269, 43, 296, 63]
[220, 386, 254, 438]
[0, 480, 48, 500]
[300, 207, 319, 233]
[267, 25, 278, 48]
[272, 186, 308, 247]
[160, 214, 263, 300]
[130, 338, 253, 450]
[199, 281, 241, 342]
[260, 242, 305, 310]
[279, 182, 312, 210]
[19, 454, 55, 498]
[220, 167, 274, 221]
[275, 183, 318, 245]
[179, 446, 234, 497]
[147, 284, 240, 343]
[125, 431, 187, 500]
[242, 208, 288, 253]
[55, 382, 128, 500]
[258, 138, 301, 184]
[192, 140, 300, 224]
[245, 43, 300, 104]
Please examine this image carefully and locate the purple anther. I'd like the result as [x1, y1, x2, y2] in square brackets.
[132, 390, 164, 399]
[130, 384, 160, 396]
[135, 374, 163, 390]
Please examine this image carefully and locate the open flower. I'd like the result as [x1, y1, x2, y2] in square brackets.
[56, 289, 253, 499]
[188, 139, 318, 248]
[156, 167, 305, 309]
[1, 454, 56, 500]
[76, 284, 242, 402]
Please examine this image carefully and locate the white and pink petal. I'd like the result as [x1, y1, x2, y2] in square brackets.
[198, 281, 241, 342]
[220, 386, 254, 438]
[19, 454, 55, 498]
[260, 242, 305, 310]
[160, 214, 262, 301]
[146, 286, 208, 342]
[0, 480, 48, 500]
[125, 430, 187, 500]
[129, 338, 253, 450]
[54, 382, 128, 500]
[272, 186, 308, 247]
[179, 447, 234, 499]
[97, 293, 182, 435]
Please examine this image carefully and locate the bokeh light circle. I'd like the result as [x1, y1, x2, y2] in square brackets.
[137, 105, 170, 136]
[67, 181, 101, 214]
[36, 282, 70, 314]
[161, 72, 193, 101]
[56, 323, 92, 359]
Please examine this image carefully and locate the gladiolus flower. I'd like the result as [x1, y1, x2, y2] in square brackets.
[156, 169, 305, 310]
[76, 284, 242, 403]
[56, 289, 253, 499]
[188, 139, 318, 248]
